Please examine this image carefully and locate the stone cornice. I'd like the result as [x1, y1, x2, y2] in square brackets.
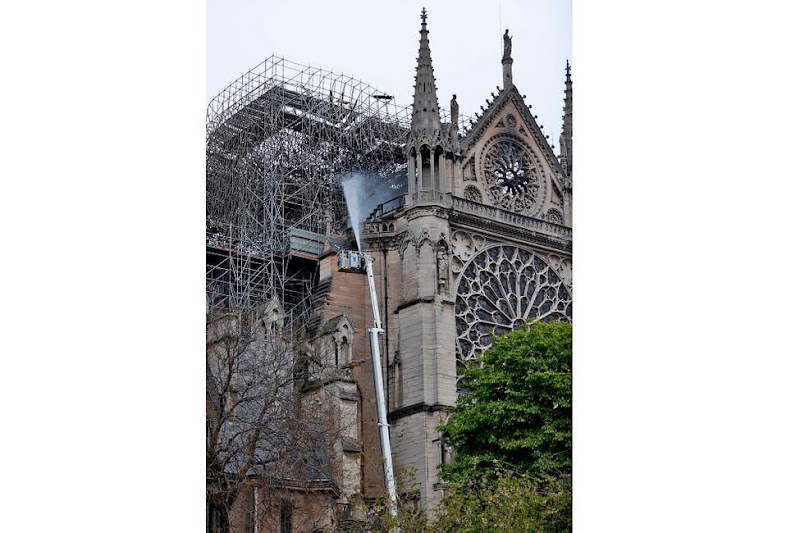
[388, 402, 450, 422]
[362, 193, 572, 254]
[395, 297, 435, 313]
[451, 196, 571, 239]
[360, 231, 404, 252]
[451, 210, 571, 254]
[398, 193, 570, 245]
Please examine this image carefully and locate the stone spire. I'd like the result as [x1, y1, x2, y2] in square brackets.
[410, 8, 442, 134]
[559, 60, 573, 177]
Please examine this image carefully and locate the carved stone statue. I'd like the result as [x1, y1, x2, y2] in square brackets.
[503, 29, 512, 60]
[436, 244, 450, 293]
[450, 94, 459, 129]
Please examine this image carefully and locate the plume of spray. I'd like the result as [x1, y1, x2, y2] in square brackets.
[342, 173, 365, 251]
[342, 170, 409, 251]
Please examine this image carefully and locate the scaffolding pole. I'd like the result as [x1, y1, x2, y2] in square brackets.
[206, 56, 414, 324]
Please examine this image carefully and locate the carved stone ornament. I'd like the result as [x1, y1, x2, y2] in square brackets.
[454, 245, 572, 376]
[547, 253, 572, 289]
[506, 113, 517, 128]
[545, 208, 564, 224]
[436, 240, 450, 293]
[463, 156, 477, 181]
[503, 29, 512, 60]
[449, 230, 488, 273]
[463, 185, 482, 203]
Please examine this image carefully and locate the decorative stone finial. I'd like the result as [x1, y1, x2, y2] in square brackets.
[502, 29, 513, 89]
[503, 29, 512, 60]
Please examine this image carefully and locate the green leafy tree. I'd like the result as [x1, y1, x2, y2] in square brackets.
[441, 320, 572, 483]
[434, 471, 571, 533]
[435, 320, 572, 531]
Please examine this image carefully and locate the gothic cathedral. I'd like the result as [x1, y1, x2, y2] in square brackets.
[313, 8, 573, 512]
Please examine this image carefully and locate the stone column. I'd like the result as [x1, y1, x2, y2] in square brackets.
[502, 57, 513, 90]
[417, 151, 424, 192]
[407, 153, 416, 196]
[429, 154, 436, 193]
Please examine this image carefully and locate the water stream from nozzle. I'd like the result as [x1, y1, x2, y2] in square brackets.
[341, 172, 399, 514]
[342, 173, 363, 251]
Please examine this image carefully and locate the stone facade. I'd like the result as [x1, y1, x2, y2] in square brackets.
[318, 8, 574, 515]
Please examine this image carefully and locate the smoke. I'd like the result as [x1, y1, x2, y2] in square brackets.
[341, 170, 407, 251]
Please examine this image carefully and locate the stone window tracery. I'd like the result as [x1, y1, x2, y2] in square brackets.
[545, 208, 564, 224]
[463, 185, 482, 203]
[454, 245, 572, 378]
[479, 133, 545, 214]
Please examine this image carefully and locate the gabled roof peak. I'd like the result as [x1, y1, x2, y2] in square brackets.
[462, 85, 565, 177]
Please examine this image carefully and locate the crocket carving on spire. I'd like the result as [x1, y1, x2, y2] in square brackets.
[559, 60, 572, 178]
[407, 8, 449, 196]
[410, 7, 442, 135]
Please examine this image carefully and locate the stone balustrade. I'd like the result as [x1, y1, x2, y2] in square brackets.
[362, 192, 571, 241]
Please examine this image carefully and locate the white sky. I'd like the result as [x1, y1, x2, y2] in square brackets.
[207, 0, 571, 145]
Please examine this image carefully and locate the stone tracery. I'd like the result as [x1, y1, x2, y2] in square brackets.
[463, 184, 482, 203]
[480, 133, 544, 214]
[454, 245, 572, 376]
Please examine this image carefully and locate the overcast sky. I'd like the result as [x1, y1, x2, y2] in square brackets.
[207, 0, 571, 145]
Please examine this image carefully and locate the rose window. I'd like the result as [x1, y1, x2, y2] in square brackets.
[488, 141, 529, 196]
[455, 245, 572, 376]
[481, 135, 542, 213]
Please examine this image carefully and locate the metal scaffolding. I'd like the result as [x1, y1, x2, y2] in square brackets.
[206, 56, 415, 325]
